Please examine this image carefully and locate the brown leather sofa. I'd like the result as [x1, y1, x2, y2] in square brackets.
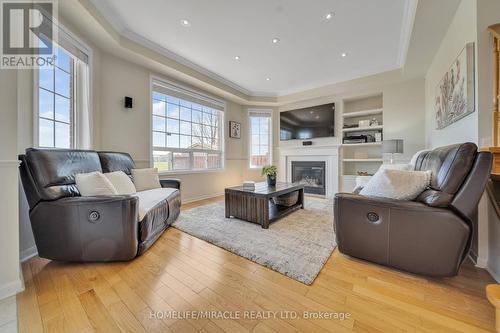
[19, 148, 181, 262]
[334, 143, 492, 277]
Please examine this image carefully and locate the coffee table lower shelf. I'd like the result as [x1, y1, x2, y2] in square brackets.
[225, 185, 305, 229]
[269, 201, 303, 222]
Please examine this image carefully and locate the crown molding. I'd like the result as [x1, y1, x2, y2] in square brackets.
[87, 0, 269, 98]
[122, 29, 263, 98]
[397, 0, 419, 67]
[273, 63, 403, 97]
[83, 0, 416, 101]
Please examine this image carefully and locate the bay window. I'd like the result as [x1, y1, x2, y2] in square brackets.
[249, 110, 272, 168]
[151, 79, 225, 173]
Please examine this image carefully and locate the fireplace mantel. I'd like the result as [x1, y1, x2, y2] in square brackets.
[278, 145, 340, 198]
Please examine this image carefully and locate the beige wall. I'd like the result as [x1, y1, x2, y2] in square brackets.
[16, 22, 261, 259]
[423, 0, 500, 278]
[424, 0, 478, 148]
[476, 0, 500, 147]
[276, 76, 426, 162]
[383, 78, 426, 160]
[16, 20, 104, 261]
[476, 0, 500, 278]
[0, 69, 22, 299]
[98, 52, 261, 202]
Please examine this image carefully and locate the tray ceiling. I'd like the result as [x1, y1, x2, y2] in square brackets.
[90, 0, 417, 97]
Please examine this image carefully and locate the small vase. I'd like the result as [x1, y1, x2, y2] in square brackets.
[267, 175, 276, 186]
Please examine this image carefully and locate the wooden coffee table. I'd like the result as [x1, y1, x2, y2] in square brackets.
[225, 182, 305, 229]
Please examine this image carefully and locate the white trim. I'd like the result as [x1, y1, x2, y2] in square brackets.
[487, 266, 500, 283]
[475, 257, 487, 268]
[247, 109, 273, 169]
[396, 0, 419, 67]
[87, 0, 416, 98]
[278, 145, 340, 198]
[33, 20, 93, 149]
[274, 64, 402, 97]
[476, 254, 489, 269]
[152, 75, 226, 110]
[0, 279, 23, 301]
[20, 246, 38, 263]
[159, 168, 226, 176]
[33, 68, 39, 147]
[149, 75, 226, 173]
[127, 30, 255, 97]
[87, 0, 256, 96]
[181, 192, 225, 204]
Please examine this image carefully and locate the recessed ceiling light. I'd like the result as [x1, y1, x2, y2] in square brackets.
[325, 12, 334, 20]
[234, 56, 240, 60]
[266, 77, 271, 81]
[310, 111, 314, 114]
[180, 19, 191, 27]
[315, 115, 320, 119]
[341, 52, 348, 58]
[272, 38, 280, 44]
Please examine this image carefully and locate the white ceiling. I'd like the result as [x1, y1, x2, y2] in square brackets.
[90, 0, 417, 97]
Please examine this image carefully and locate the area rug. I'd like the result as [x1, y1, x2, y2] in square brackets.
[172, 197, 336, 285]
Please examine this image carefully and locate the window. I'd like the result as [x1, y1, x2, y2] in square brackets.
[35, 25, 91, 149]
[249, 110, 272, 168]
[151, 79, 225, 173]
[37, 47, 74, 148]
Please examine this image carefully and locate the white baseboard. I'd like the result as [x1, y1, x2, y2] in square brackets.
[477, 254, 489, 268]
[0, 279, 23, 301]
[20, 246, 38, 263]
[487, 265, 500, 283]
[182, 192, 225, 204]
[470, 254, 488, 268]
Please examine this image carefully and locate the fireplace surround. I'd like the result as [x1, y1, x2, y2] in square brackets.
[278, 145, 339, 198]
[291, 161, 326, 195]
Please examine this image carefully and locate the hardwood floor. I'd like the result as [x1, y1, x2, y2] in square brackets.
[18, 196, 497, 332]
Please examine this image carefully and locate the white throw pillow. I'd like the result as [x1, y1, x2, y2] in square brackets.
[75, 171, 118, 196]
[131, 168, 161, 192]
[360, 169, 431, 200]
[104, 171, 136, 195]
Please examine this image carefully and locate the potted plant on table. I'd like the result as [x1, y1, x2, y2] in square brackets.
[262, 165, 277, 186]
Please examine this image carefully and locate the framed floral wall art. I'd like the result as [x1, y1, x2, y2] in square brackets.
[434, 42, 475, 130]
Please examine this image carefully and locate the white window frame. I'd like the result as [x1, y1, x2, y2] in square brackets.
[248, 109, 273, 170]
[33, 21, 92, 149]
[149, 76, 226, 175]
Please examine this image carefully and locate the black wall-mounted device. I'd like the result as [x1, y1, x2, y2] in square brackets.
[124, 96, 133, 108]
[302, 141, 313, 146]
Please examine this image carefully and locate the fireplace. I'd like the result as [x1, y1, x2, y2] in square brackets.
[291, 161, 326, 195]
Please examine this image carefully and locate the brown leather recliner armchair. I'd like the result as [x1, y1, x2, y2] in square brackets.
[334, 143, 492, 277]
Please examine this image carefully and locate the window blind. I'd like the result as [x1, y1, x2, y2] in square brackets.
[153, 79, 225, 111]
[249, 110, 272, 118]
[38, 11, 89, 64]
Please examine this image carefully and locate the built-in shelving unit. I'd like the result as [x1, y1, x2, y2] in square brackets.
[342, 108, 383, 118]
[340, 142, 381, 147]
[342, 125, 383, 133]
[340, 94, 384, 192]
[343, 158, 383, 162]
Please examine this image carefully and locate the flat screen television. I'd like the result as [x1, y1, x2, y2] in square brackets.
[280, 103, 335, 141]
